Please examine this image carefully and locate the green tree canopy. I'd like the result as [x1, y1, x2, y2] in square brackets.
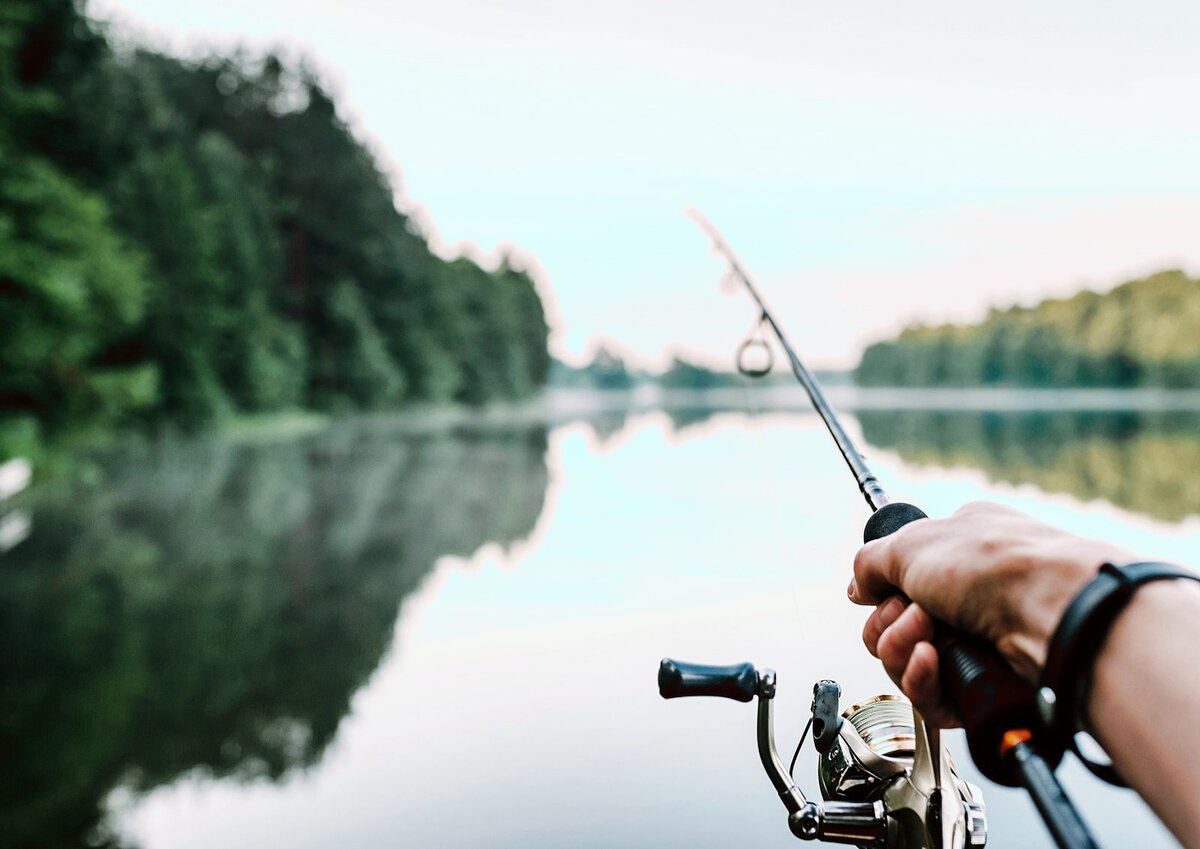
[0, 0, 552, 452]
[855, 271, 1200, 388]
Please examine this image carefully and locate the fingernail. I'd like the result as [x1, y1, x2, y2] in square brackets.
[847, 578, 857, 600]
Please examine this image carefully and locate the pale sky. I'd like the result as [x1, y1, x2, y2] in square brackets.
[93, 0, 1200, 369]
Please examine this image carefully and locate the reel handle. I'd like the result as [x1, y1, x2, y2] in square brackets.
[863, 502, 1052, 786]
[658, 658, 759, 702]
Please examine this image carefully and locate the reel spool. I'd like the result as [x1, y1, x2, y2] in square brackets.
[820, 695, 916, 801]
[819, 692, 987, 848]
[659, 659, 987, 849]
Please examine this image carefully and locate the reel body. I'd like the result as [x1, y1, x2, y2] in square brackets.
[822, 693, 987, 848]
[659, 659, 986, 848]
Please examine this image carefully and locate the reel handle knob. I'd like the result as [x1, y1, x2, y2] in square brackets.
[863, 502, 1053, 786]
[658, 658, 759, 702]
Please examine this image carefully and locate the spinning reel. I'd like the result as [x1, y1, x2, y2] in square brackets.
[659, 659, 987, 849]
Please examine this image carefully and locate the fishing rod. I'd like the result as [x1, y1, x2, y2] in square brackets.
[657, 211, 1100, 849]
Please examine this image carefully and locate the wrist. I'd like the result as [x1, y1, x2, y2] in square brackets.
[996, 547, 1104, 679]
[1084, 578, 1200, 846]
[1086, 580, 1198, 730]
[1035, 563, 1200, 789]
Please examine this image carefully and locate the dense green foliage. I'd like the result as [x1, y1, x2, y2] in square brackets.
[856, 270, 1200, 387]
[0, 424, 550, 848]
[549, 347, 640, 391]
[858, 409, 1200, 522]
[549, 350, 747, 391]
[0, 1, 550, 453]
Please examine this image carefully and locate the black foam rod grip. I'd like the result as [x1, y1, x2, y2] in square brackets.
[861, 502, 1051, 786]
[863, 501, 929, 542]
[658, 659, 758, 702]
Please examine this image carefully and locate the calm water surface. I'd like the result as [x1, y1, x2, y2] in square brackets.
[3, 405, 1197, 848]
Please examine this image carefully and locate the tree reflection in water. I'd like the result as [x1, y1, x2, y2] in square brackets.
[0, 424, 550, 848]
[857, 410, 1200, 522]
[656, 404, 1200, 522]
[6, 405, 1197, 848]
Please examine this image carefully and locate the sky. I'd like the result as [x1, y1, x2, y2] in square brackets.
[93, 0, 1200, 369]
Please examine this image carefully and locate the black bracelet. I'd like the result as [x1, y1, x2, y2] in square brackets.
[1037, 561, 1200, 785]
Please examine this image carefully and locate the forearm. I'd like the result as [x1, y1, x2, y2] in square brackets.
[1088, 581, 1200, 846]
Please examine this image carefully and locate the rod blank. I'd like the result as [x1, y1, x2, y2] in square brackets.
[689, 209, 888, 511]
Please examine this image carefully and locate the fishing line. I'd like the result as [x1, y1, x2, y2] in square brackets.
[787, 717, 813, 783]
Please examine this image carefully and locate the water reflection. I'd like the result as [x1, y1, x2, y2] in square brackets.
[0, 424, 550, 848]
[585, 410, 631, 446]
[2, 406, 1191, 849]
[857, 410, 1200, 522]
[665, 403, 1200, 523]
[664, 406, 725, 436]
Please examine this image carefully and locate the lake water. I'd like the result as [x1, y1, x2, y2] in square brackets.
[3, 397, 1197, 849]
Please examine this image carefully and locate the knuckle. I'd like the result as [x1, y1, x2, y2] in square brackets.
[902, 664, 939, 715]
[881, 594, 908, 622]
[862, 623, 877, 655]
[977, 530, 1008, 558]
[909, 605, 934, 637]
[939, 560, 965, 587]
[854, 538, 895, 590]
[954, 500, 992, 518]
[875, 629, 894, 664]
[876, 625, 904, 667]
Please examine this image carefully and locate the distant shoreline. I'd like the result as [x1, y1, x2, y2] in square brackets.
[19, 386, 1200, 485]
[541, 385, 1200, 415]
[227, 386, 1200, 441]
[108, 385, 1200, 448]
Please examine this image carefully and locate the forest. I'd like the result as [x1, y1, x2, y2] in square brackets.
[1, 0, 551, 460]
[855, 270, 1200, 387]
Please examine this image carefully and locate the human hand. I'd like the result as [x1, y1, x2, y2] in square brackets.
[848, 501, 1132, 726]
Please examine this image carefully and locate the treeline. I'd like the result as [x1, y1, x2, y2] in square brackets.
[550, 347, 646, 391]
[549, 347, 744, 391]
[659, 355, 745, 390]
[1, 1, 550, 454]
[856, 270, 1200, 387]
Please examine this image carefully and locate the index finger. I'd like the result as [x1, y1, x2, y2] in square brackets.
[850, 536, 906, 605]
[850, 515, 938, 604]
